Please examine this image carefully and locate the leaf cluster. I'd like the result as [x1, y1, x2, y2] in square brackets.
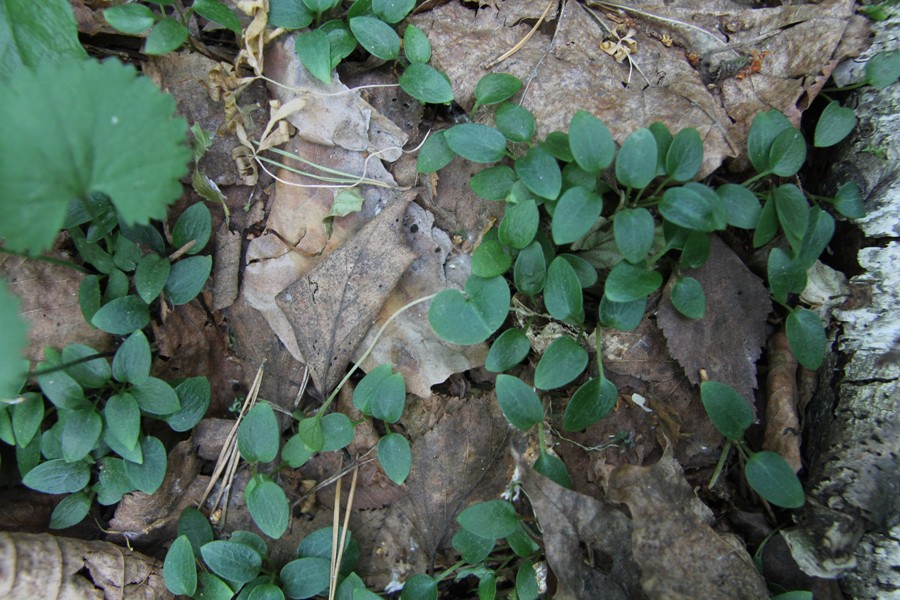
[271, 0, 454, 105]
[104, 0, 242, 55]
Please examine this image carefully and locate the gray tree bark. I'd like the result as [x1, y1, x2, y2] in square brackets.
[780, 8, 900, 599]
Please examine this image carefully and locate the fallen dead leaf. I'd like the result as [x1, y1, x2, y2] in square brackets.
[763, 327, 802, 472]
[657, 235, 771, 409]
[605, 447, 769, 599]
[0, 531, 172, 600]
[519, 455, 642, 600]
[0, 250, 112, 364]
[212, 223, 242, 311]
[276, 197, 417, 396]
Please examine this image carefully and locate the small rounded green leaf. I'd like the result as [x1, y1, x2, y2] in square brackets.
[533, 452, 572, 488]
[372, 0, 414, 23]
[178, 507, 214, 557]
[457, 499, 519, 539]
[296, 28, 333, 85]
[132, 377, 180, 416]
[197, 572, 234, 599]
[403, 24, 431, 63]
[495, 374, 543, 431]
[747, 110, 793, 174]
[772, 592, 813, 600]
[773, 183, 809, 252]
[472, 239, 512, 278]
[167, 377, 212, 432]
[568, 110, 615, 173]
[247, 478, 290, 539]
[429, 275, 510, 345]
[22, 458, 90, 494]
[474, 73, 522, 107]
[495, 102, 535, 142]
[452, 528, 495, 564]
[297, 527, 358, 575]
[470, 165, 516, 201]
[670, 277, 706, 319]
[353, 364, 406, 422]
[768, 128, 806, 177]
[485, 328, 530, 373]
[795, 207, 835, 270]
[832, 181, 865, 219]
[145, 18, 190, 55]
[542, 131, 575, 162]
[399, 63, 454, 104]
[164, 535, 198, 596]
[238, 403, 280, 463]
[563, 376, 618, 431]
[516, 562, 540, 600]
[499, 198, 539, 249]
[193, 0, 242, 35]
[444, 123, 507, 163]
[665, 127, 703, 182]
[659, 186, 719, 233]
[753, 197, 778, 248]
[616, 128, 657, 190]
[560, 254, 597, 288]
[91, 295, 149, 334]
[814, 101, 856, 148]
[649, 121, 673, 176]
[515, 147, 561, 200]
[269, 0, 314, 28]
[786, 308, 826, 370]
[349, 16, 400, 60]
[282, 433, 316, 468]
[377, 433, 411, 485]
[716, 184, 761, 229]
[417, 131, 455, 173]
[250, 584, 286, 600]
[49, 491, 92, 529]
[135, 254, 171, 304]
[401, 574, 438, 600]
[280, 557, 331, 599]
[599, 295, 646, 331]
[79, 275, 102, 322]
[38, 369, 86, 411]
[125, 436, 168, 494]
[113, 330, 151, 385]
[534, 337, 587, 390]
[700, 381, 752, 441]
[865, 49, 900, 88]
[613, 207, 655, 263]
[62, 408, 102, 462]
[103, 4, 155, 34]
[604, 261, 661, 303]
[105, 393, 140, 451]
[12, 393, 43, 448]
[298, 417, 324, 452]
[202, 541, 263, 587]
[551, 186, 603, 245]
[62, 344, 110, 388]
[544, 256, 583, 323]
[745, 451, 805, 508]
[514, 241, 546, 296]
[320, 412, 354, 451]
[165, 255, 212, 305]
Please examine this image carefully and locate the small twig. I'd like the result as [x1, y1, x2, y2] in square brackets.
[291, 450, 377, 510]
[484, 0, 557, 69]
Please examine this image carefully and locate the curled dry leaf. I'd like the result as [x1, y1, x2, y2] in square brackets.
[657, 236, 771, 410]
[605, 448, 769, 599]
[0, 531, 171, 599]
[764, 328, 802, 472]
[212, 223, 242, 311]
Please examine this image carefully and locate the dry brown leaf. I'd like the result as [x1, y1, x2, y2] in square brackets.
[657, 236, 771, 409]
[518, 457, 642, 600]
[606, 448, 769, 599]
[277, 198, 417, 395]
[0, 251, 112, 364]
[109, 440, 208, 546]
[412, 0, 868, 174]
[0, 531, 171, 599]
[212, 223, 242, 311]
[764, 328, 802, 472]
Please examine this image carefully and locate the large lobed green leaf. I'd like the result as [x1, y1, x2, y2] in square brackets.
[0, 59, 190, 254]
[0, 0, 86, 81]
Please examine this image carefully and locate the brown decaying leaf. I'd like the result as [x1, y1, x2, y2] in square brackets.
[212, 223, 242, 311]
[0, 531, 172, 599]
[605, 447, 769, 599]
[109, 441, 208, 546]
[657, 236, 771, 410]
[519, 456, 642, 600]
[763, 328, 802, 472]
[412, 0, 867, 175]
[0, 252, 112, 364]
[276, 197, 417, 395]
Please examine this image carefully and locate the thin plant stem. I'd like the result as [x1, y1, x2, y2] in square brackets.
[708, 438, 732, 488]
[26, 351, 117, 378]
